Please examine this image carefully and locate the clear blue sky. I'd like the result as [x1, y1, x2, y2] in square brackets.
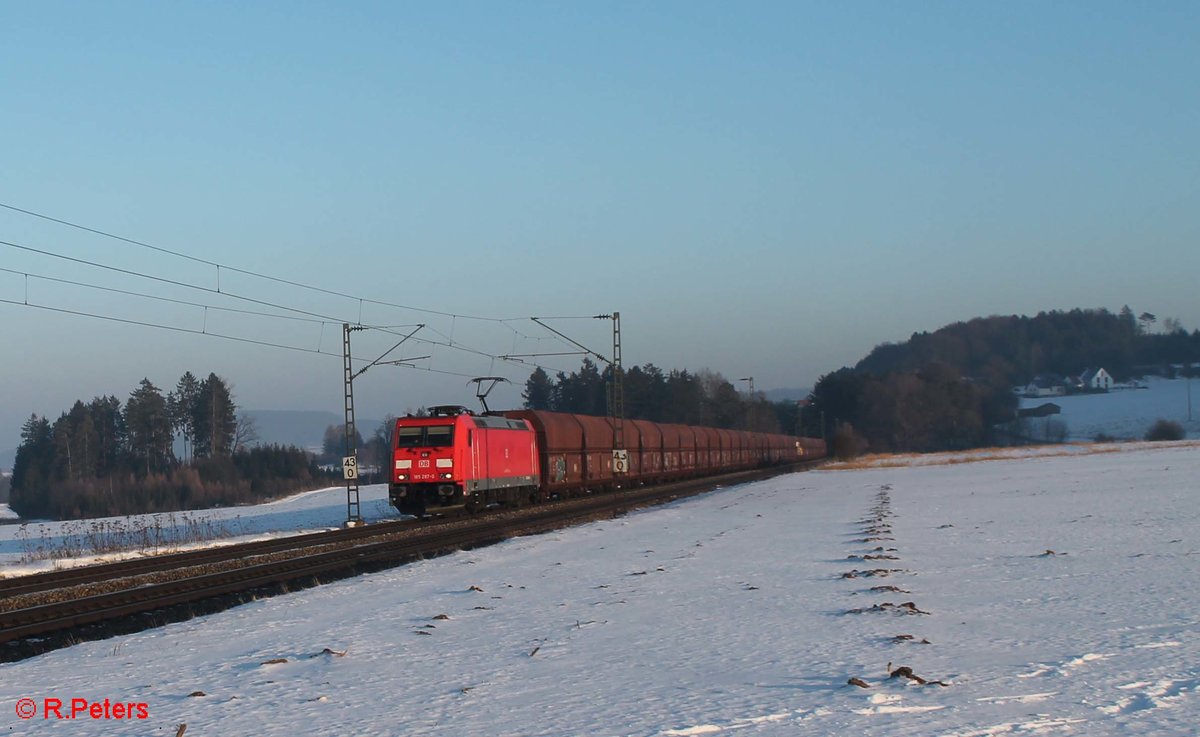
[2, 1, 1197, 455]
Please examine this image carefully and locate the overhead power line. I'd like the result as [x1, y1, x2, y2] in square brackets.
[0, 265, 335, 325]
[0, 202, 614, 379]
[0, 200, 597, 326]
[0, 236, 577, 374]
[0, 297, 485, 379]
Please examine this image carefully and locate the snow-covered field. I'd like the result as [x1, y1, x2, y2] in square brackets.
[3, 444, 1197, 735]
[0, 484, 395, 575]
[1020, 377, 1199, 441]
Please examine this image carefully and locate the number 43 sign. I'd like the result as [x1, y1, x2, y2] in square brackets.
[342, 455, 358, 480]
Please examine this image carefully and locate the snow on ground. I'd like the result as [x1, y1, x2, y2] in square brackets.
[0, 504, 17, 521]
[3, 445, 1197, 735]
[1020, 377, 1199, 441]
[0, 484, 395, 575]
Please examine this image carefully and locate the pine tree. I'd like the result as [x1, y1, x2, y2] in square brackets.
[89, 395, 126, 477]
[169, 371, 201, 462]
[193, 373, 237, 457]
[11, 414, 54, 517]
[125, 378, 174, 474]
[522, 367, 555, 410]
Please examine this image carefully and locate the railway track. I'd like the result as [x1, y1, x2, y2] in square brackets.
[0, 463, 814, 661]
[0, 517, 426, 599]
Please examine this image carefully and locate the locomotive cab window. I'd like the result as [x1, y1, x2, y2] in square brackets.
[396, 425, 456, 448]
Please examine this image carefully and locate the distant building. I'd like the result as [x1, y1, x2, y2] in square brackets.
[1023, 375, 1068, 397]
[1018, 402, 1062, 419]
[1078, 368, 1112, 391]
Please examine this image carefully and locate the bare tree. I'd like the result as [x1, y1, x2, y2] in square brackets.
[233, 413, 261, 453]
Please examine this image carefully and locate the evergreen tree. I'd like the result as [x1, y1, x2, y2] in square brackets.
[10, 414, 54, 516]
[631, 363, 667, 420]
[193, 373, 237, 457]
[522, 367, 554, 410]
[124, 378, 174, 474]
[52, 400, 99, 482]
[89, 395, 126, 477]
[169, 371, 201, 462]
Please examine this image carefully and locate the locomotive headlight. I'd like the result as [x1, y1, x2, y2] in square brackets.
[435, 458, 453, 468]
[397, 474, 408, 480]
[441, 472, 453, 479]
[396, 460, 412, 469]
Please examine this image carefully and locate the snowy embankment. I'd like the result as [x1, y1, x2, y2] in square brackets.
[0, 504, 17, 521]
[3, 444, 1197, 736]
[1020, 376, 1198, 441]
[0, 483, 394, 575]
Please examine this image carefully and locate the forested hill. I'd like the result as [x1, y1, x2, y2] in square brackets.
[855, 307, 1200, 387]
[807, 307, 1199, 456]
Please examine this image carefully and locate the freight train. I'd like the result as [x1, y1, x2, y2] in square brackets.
[388, 405, 826, 517]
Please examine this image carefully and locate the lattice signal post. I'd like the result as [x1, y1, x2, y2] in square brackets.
[608, 311, 624, 455]
[341, 322, 427, 526]
[342, 324, 365, 525]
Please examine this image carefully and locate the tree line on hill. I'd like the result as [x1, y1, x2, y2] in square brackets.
[807, 307, 1199, 456]
[521, 359, 798, 433]
[10, 372, 330, 520]
[855, 307, 1197, 385]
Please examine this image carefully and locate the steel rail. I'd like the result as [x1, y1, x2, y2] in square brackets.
[0, 517, 428, 598]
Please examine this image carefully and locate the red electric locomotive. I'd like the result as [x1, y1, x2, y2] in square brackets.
[388, 406, 540, 517]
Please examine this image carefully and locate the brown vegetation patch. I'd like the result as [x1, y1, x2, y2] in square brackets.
[846, 601, 929, 615]
[841, 568, 906, 579]
[891, 634, 931, 644]
[888, 665, 948, 686]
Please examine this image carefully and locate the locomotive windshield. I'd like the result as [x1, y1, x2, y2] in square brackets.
[396, 425, 455, 448]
